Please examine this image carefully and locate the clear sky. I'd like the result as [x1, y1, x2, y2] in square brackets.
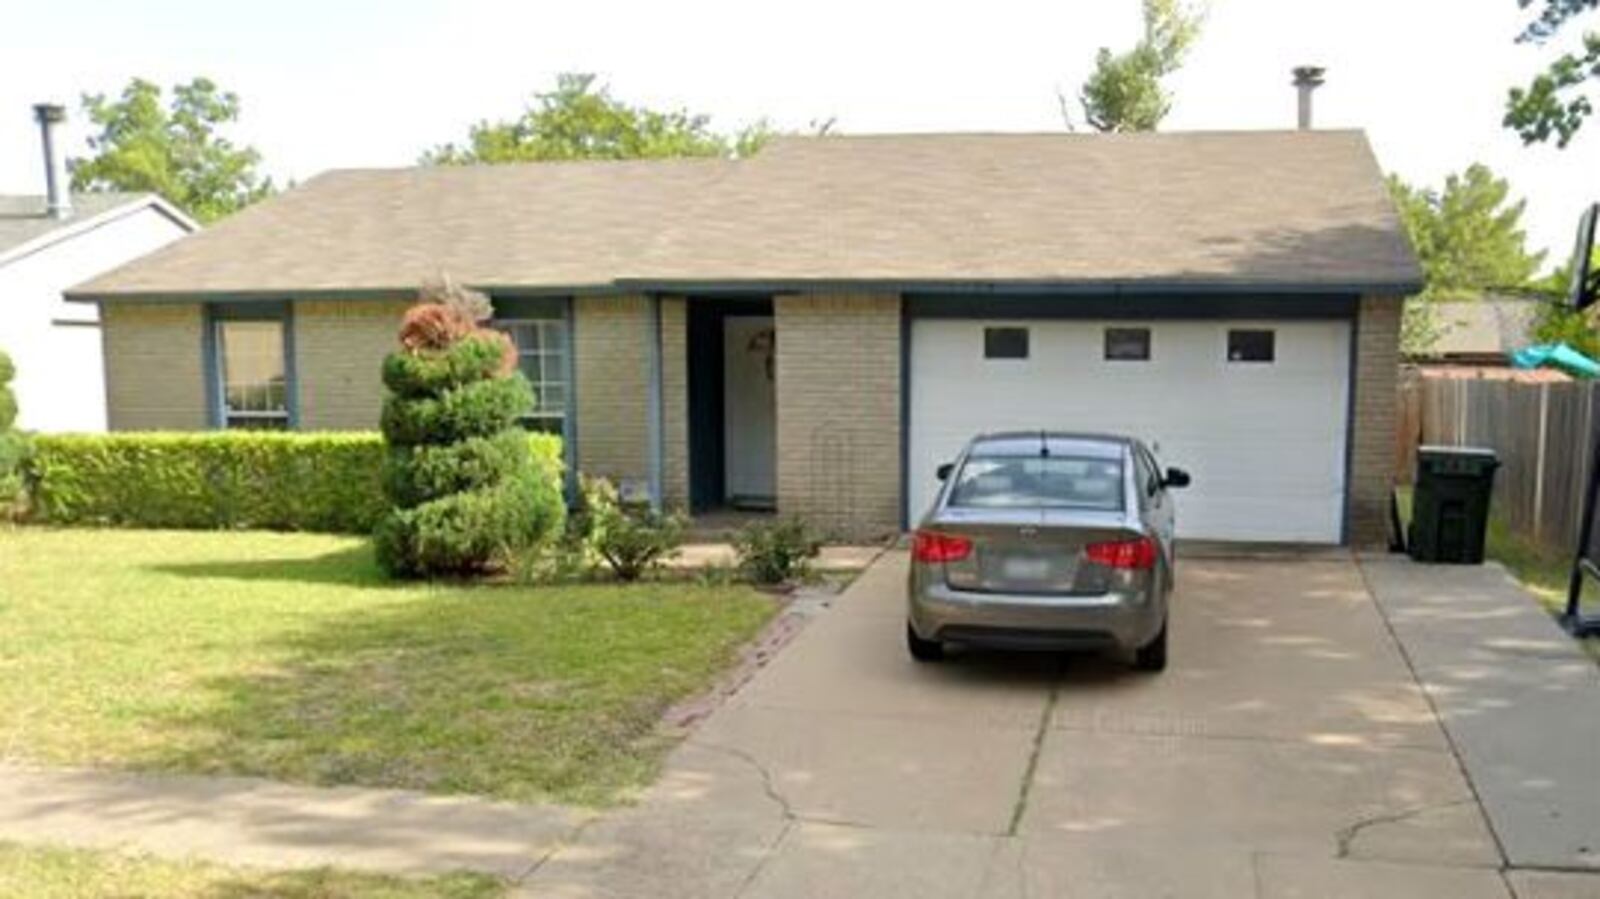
[2, 0, 1594, 264]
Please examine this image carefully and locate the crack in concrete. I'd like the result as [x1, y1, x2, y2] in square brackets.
[692, 739, 878, 833]
[731, 819, 794, 898]
[1334, 798, 1477, 858]
[691, 740, 800, 823]
[511, 815, 599, 885]
[1006, 676, 1062, 837]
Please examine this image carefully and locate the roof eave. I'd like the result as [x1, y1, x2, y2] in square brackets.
[615, 276, 1428, 297]
[70, 275, 1427, 304]
[0, 194, 196, 270]
[63, 281, 625, 304]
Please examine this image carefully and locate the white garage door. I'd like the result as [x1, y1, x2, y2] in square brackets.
[908, 319, 1352, 543]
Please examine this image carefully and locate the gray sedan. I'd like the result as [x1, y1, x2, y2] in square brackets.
[906, 432, 1189, 671]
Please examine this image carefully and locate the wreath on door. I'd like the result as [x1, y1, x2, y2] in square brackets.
[747, 328, 776, 380]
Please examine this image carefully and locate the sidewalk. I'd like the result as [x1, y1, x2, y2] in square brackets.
[1360, 557, 1600, 873]
[0, 764, 589, 879]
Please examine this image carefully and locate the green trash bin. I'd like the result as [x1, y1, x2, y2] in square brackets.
[1408, 446, 1499, 564]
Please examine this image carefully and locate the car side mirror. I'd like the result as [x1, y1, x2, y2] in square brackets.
[1163, 467, 1191, 489]
[936, 462, 954, 482]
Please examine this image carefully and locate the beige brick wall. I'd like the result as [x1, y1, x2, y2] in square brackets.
[294, 299, 409, 430]
[102, 303, 208, 430]
[1349, 295, 1402, 547]
[774, 293, 902, 540]
[571, 294, 689, 505]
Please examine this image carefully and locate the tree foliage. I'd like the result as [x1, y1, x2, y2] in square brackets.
[1072, 0, 1205, 132]
[1388, 165, 1547, 355]
[70, 77, 274, 223]
[1506, 0, 1600, 147]
[1528, 251, 1600, 357]
[1388, 165, 1547, 301]
[423, 73, 788, 164]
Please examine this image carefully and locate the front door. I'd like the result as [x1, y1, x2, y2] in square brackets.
[723, 316, 777, 508]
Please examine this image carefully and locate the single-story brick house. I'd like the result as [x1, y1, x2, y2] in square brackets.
[68, 130, 1421, 545]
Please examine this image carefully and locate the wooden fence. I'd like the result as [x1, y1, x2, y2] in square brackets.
[1396, 371, 1599, 549]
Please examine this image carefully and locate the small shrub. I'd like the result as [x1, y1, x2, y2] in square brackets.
[734, 517, 821, 585]
[574, 475, 685, 581]
[376, 280, 562, 578]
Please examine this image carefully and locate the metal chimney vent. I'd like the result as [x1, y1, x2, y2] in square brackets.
[32, 103, 71, 218]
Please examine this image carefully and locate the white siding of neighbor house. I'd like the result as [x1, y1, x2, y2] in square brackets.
[0, 204, 193, 432]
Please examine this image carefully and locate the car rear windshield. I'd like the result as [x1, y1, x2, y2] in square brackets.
[947, 454, 1125, 511]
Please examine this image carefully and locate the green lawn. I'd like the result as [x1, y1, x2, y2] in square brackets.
[0, 842, 502, 899]
[0, 528, 776, 806]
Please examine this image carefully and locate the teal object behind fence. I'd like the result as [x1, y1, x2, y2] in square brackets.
[1509, 343, 1600, 379]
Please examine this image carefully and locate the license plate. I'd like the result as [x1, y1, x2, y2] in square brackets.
[1001, 557, 1052, 581]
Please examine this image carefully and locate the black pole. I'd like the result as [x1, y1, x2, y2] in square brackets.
[1566, 389, 1600, 636]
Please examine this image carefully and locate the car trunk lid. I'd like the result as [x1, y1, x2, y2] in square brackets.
[932, 509, 1135, 595]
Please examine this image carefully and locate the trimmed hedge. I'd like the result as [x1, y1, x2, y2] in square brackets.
[376, 301, 563, 577]
[25, 431, 562, 534]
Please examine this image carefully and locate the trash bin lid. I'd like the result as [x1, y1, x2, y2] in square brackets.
[1417, 445, 1498, 460]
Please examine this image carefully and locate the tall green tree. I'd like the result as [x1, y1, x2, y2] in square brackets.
[1506, 0, 1600, 146]
[1388, 165, 1547, 300]
[71, 77, 274, 223]
[1388, 165, 1547, 354]
[1071, 0, 1205, 132]
[424, 73, 779, 164]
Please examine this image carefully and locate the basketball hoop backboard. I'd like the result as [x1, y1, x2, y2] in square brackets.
[1569, 203, 1598, 311]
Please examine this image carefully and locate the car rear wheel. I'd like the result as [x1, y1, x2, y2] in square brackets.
[1133, 620, 1168, 673]
[906, 624, 944, 662]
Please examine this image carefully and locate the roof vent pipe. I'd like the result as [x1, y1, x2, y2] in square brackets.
[1292, 66, 1325, 131]
[32, 103, 71, 219]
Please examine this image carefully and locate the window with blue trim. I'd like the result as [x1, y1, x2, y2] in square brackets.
[214, 317, 290, 430]
[490, 297, 569, 436]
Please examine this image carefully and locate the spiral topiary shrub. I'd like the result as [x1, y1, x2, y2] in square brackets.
[0, 350, 27, 512]
[375, 282, 564, 578]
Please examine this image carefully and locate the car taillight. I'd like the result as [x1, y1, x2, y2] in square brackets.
[1084, 536, 1158, 570]
[912, 530, 973, 563]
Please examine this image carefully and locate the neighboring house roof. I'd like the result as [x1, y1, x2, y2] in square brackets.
[68, 129, 1421, 302]
[0, 192, 198, 269]
[1428, 297, 1542, 359]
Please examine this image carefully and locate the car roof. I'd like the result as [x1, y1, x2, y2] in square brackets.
[966, 432, 1131, 460]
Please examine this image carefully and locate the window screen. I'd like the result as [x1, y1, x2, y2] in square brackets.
[1105, 327, 1151, 361]
[1227, 329, 1275, 363]
[493, 319, 569, 434]
[984, 327, 1029, 359]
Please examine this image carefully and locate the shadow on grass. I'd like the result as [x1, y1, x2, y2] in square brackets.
[115, 568, 771, 808]
[148, 544, 387, 587]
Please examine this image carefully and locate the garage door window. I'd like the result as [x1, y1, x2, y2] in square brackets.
[1104, 327, 1151, 361]
[1227, 329, 1275, 363]
[984, 327, 1029, 359]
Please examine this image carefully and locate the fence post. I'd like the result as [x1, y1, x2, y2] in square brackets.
[1534, 383, 1550, 542]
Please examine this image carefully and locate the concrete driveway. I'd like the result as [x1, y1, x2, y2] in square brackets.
[524, 553, 1579, 898]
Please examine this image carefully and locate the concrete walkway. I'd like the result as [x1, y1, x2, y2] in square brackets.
[1362, 557, 1600, 872]
[523, 552, 1600, 898]
[0, 764, 589, 879]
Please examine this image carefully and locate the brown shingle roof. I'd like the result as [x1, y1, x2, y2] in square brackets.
[70, 130, 1420, 301]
